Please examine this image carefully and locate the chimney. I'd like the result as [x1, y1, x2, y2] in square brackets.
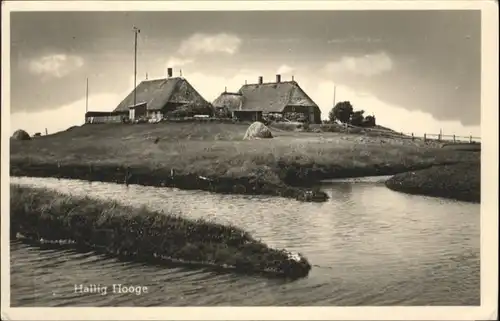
[276, 74, 281, 83]
[167, 68, 173, 78]
[258, 76, 263, 85]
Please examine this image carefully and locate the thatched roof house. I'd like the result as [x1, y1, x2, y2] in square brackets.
[114, 72, 211, 120]
[212, 92, 244, 111]
[213, 75, 321, 123]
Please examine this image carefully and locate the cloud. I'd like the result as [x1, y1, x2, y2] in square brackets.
[325, 52, 393, 77]
[327, 37, 383, 44]
[28, 54, 84, 78]
[178, 33, 242, 56]
[185, 70, 479, 138]
[10, 93, 124, 136]
[276, 64, 294, 75]
[165, 56, 194, 69]
[302, 80, 480, 137]
[183, 70, 260, 102]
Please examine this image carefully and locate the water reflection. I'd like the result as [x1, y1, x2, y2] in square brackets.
[10, 176, 480, 306]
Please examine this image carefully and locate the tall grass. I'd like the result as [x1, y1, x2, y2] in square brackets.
[10, 185, 312, 278]
[385, 161, 480, 203]
[10, 122, 479, 199]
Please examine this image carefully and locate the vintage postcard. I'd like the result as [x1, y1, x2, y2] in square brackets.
[1, 0, 498, 320]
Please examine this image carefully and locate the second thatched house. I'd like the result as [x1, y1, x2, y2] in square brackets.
[212, 74, 321, 123]
[113, 68, 212, 121]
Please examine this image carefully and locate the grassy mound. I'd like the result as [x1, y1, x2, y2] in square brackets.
[10, 185, 312, 279]
[10, 122, 479, 202]
[385, 161, 480, 203]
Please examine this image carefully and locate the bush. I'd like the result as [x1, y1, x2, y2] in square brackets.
[363, 115, 376, 127]
[330, 101, 354, 124]
[350, 110, 365, 126]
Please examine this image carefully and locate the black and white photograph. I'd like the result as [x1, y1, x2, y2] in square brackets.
[1, 1, 498, 320]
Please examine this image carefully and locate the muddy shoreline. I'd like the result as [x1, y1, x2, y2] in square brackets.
[10, 159, 461, 203]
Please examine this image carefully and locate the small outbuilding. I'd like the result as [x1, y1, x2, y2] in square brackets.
[85, 111, 129, 124]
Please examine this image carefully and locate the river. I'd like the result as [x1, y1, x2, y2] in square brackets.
[9, 176, 480, 306]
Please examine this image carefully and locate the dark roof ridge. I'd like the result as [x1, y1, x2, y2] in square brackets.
[241, 80, 297, 86]
[220, 91, 242, 95]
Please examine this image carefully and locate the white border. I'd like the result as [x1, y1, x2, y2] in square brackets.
[1, 1, 498, 320]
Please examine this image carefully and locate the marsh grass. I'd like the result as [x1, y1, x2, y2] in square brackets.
[10, 184, 312, 278]
[10, 122, 478, 199]
[385, 161, 480, 203]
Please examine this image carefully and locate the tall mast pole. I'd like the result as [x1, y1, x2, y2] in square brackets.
[133, 26, 140, 107]
[85, 77, 89, 113]
[333, 85, 337, 107]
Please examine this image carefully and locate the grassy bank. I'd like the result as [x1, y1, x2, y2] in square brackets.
[10, 184, 312, 279]
[385, 160, 480, 203]
[10, 122, 478, 201]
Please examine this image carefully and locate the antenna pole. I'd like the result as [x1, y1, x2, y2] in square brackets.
[133, 26, 140, 107]
[85, 77, 89, 113]
[333, 85, 337, 107]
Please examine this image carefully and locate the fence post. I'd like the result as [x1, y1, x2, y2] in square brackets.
[453, 134, 456, 143]
[411, 133, 414, 141]
[423, 133, 426, 142]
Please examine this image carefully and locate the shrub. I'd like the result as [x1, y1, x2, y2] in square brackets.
[363, 115, 376, 127]
[350, 110, 365, 126]
[330, 101, 354, 124]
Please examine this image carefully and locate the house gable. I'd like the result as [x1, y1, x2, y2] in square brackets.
[113, 77, 183, 112]
[287, 83, 319, 108]
[168, 79, 209, 106]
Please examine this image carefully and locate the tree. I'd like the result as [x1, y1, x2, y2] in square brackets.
[350, 110, 365, 126]
[328, 109, 337, 123]
[363, 115, 376, 127]
[331, 101, 354, 124]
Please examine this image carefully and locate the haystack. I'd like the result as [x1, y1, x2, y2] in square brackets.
[243, 122, 273, 140]
[11, 129, 31, 141]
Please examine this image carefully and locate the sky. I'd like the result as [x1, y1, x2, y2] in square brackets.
[9, 10, 481, 136]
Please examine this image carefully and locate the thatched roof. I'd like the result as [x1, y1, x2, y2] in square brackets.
[212, 92, 244, 111]
[237, 80, 319, 113]
[114, 77, 208, 112]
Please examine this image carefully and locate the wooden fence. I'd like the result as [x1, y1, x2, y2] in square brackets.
[397, 132, 480, 144]
[343, 123, 481, 144]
